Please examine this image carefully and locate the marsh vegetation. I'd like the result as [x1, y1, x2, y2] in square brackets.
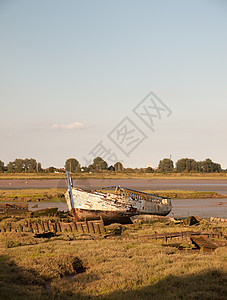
[0, 215, 226, 300]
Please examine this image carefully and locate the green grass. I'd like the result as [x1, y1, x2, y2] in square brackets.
[142, 190, 227, 199]
[0, 189, 66, 202]
[0, 217, 226, 299]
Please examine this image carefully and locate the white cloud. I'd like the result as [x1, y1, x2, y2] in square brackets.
[51, 122, 85, 130]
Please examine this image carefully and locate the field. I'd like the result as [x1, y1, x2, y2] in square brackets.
[143, 190, 227, 199]
[0, 215, 226, 300]
[0, 178, 226, 299]
[1, 172, 227, 180]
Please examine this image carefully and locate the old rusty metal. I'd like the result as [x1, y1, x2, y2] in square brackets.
[139, 231, 223, 243]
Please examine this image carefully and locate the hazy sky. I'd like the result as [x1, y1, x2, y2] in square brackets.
[1, 0, 227, 169]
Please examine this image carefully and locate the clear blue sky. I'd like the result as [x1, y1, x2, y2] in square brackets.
[1, 0, 227, 169]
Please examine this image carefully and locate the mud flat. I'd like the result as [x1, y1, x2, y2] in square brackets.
[170, 198, 227, 219]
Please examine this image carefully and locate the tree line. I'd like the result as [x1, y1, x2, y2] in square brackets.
[0, 157, 224, 173]
[158, 158, 222, 173]
[0, 158, 42, 173]
[64, 157, 124, 173]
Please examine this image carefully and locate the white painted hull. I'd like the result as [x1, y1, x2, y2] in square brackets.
[65, 188, 172, 223]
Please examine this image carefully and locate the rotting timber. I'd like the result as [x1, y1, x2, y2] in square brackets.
[65, 172, 172, 224]
[0, 203, 28, 215]
[0, 217, 105, 235]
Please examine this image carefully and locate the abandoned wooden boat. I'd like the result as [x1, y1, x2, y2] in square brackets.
[65, 172, 172, 224]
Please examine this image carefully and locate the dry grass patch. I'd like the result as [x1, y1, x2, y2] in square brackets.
[0, 188, 66, 202]
[143, 190, 226, 199]
[0, 219, 226, 299]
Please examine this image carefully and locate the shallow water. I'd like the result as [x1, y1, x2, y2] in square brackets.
[170, 198, 227, 218]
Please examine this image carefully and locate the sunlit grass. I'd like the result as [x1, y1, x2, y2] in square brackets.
[0, 189, 66, 202]
[0, 219, 226, 299]
[142, 190, 226, 199]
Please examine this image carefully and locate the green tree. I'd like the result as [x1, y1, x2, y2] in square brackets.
[114, 162, 124, 172]
[14, 159, 24, 173]
[48, 166, 55, 173]
[191, 158, 222, 173]
[29, 158, 37, 172]
[197, 161, 204, 173]
[7, 158, 41, 173]
[176, 159, 186, 172]
[191, 160, 198, 172]
[108, 165, 115, 171]
[146, 167, 154, 173]
[24, 158, 30, 172]
[92, 157, 108, 171]
[23, 158, 40, 172]
[176, 158, 197, 173]
[200, 158, 221, 173]
[0, 160, 4, 172]
[65, 158, 81, 173]
[213, 163, 221, 172]
[7, 161, 15, 173]
[87, 164, 95, 172]
[158, 158, 174, 173]
[37, 162, 42, 172]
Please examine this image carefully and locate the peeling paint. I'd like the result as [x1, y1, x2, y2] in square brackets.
[65, 185, 172, 223]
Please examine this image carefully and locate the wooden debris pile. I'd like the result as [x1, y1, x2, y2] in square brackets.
[0, 203, 28, 215]
[0, 218, 105, 235]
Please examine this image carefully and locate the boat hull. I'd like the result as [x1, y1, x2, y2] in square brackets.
[65, 187, 172, 224]
[74, 208, 171, 224]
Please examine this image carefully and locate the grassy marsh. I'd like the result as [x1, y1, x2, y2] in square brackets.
[143, 190, 227, 199]
[0, 217, 226, 300]
[0, 189, 66, 203]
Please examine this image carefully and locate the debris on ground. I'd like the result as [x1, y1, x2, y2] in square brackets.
[34, 231, 55, 239]
[190, 235, 219, 250]
[29, 207, 58, 217]
[0, 217, 105, 235]
[0, 203, 28, 215]
[210, 217, 227, 223]
[184, 215, 201, 226]
[104, 223, 123, 236]
[130, 214, 172, 224]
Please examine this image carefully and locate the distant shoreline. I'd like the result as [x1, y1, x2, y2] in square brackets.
[0, 172, 227, 180]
